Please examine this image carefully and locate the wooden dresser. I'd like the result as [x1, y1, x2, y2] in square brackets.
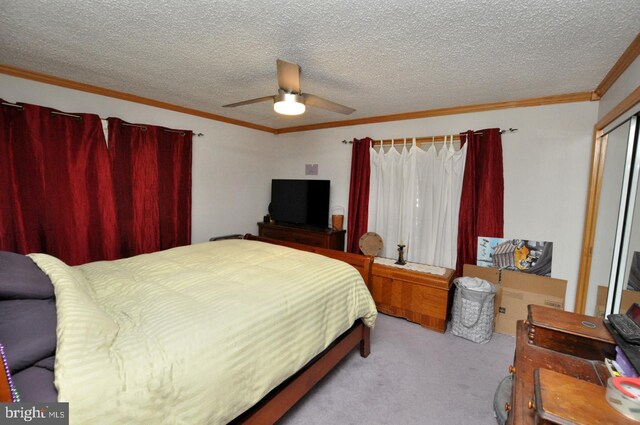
[369, 261, 455, 333]
[257, 222, 346, 251]
[506, 305, 636, 424]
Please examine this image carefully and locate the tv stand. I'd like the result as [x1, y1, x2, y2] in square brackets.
[257, 222, 346, 251]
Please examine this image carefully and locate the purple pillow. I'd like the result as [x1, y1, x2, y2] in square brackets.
[0, 251, 54, 299]
[0, 251, 57, 400]
[0, 299, 56, 374]
[12, 356, 56, 402]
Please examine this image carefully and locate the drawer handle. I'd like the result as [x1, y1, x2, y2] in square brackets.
[508, 365, 516, 375]
[528, 399, 535, 410]
[504, 402, 511, 412]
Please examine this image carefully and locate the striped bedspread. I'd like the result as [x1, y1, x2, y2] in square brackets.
[29, 240, 377, 424]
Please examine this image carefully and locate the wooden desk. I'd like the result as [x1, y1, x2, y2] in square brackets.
[506, 305, 632, 424]
[369, 261, 455, 333]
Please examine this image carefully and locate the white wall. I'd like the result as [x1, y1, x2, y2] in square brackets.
[0, 74, 279, 243]
[273, 102, 599, 311]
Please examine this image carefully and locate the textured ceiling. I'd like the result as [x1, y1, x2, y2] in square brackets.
[1, 0, 639, 129]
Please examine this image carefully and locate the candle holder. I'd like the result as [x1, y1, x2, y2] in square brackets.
[395, 243, 407, 265]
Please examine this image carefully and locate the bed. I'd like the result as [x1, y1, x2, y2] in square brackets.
[0, 235, 377, 424]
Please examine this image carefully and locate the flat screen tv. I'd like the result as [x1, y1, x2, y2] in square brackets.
[270, 179, 330, 228]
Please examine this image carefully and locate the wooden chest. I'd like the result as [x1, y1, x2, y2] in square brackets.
[369, 261, 455, 332]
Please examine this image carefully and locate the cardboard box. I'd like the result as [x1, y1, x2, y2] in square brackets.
[462, 264, 566, 336]
[596, 285, 640, 318]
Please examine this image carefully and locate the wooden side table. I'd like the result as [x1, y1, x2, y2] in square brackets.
[369, 260, 455, 333]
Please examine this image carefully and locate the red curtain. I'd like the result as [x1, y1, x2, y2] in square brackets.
[108, 118, 192, 258]
[347, 137, 372, 253]
[156, 128, 192, 250]
[0, 101, 119, 265]
[456, 128, 504, 276]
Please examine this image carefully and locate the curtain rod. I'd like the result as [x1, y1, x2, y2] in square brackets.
[2, 101, 23, 110]
[1, 101, 204, 137]
[341, 128, 518, 145]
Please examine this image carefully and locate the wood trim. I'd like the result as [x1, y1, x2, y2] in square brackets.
[274, 92, 594, 134]
[575, 85, 640, 314]
[575, 129, 607, 314]
[594, 33, 640, 98]
[0, 64, 277, 134]
[2, 65, 596, 135]
[596, 85, 640, 130]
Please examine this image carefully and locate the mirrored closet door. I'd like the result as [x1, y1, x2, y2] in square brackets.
[585, 114, 639, 316]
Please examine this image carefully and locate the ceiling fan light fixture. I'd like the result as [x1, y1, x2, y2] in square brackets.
[273, 93, 306, 115]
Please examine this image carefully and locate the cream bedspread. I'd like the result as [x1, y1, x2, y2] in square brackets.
[29, 240, 377, 424]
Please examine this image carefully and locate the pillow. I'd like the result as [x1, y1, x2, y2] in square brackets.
[12, 356, 56, 402]
[0, 251, 54, 299]
[0, 251, 57, 400]
[0, 299, 57, 374]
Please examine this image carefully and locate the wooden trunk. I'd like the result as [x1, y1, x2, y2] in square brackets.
[370, 262, 455, 333]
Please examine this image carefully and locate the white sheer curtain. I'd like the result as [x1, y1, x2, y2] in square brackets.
[368, 137, 467, 269]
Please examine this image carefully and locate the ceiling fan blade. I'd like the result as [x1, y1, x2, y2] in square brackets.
[277, 59, 301, 93]
[302, 93, 355, 115]
[222, 95, 274, 108]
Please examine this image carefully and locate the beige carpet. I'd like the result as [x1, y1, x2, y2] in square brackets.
[280, 314, 516, 425]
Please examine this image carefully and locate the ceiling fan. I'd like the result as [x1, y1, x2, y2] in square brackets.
[222, 59, 355, 116]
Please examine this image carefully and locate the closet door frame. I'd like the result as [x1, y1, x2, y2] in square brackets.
[605, 115, 639, 314]
[575, 87, 640, 314]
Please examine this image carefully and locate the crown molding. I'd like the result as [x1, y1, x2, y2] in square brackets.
[594, 32, 640, 98]
[0, 64, 277, 134]
[1, 65, 595, 135]
[273, 92, 595, 134]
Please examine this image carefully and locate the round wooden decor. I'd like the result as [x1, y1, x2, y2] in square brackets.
[359, 232, 383, 256]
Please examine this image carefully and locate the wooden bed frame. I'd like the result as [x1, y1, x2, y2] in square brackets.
[0, 235, 375, 424]
[233, 234, 374, 424]
[243, 233, 373, 284]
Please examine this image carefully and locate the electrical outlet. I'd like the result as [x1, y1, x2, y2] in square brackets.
[305, 164, 318, 175]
